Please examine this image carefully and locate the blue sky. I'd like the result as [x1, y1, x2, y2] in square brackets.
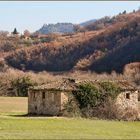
[0, 1, 140, 33]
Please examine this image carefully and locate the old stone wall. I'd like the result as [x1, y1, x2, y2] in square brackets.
[115, 90, 139, 120]
[116, 90, 138, 110]
[60, 92, 69, 110]
[28, 89, 69, 116]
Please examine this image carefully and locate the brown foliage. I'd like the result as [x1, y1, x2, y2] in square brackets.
[5, 13, 140, 73]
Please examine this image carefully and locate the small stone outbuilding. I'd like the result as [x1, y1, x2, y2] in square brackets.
[28, 79, 139, 119]
[28, 80, 76, 116]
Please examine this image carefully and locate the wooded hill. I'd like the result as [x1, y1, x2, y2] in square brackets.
[4, 10, 140, 73]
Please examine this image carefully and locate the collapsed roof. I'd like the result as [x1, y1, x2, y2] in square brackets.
[29, 78, 137, 92]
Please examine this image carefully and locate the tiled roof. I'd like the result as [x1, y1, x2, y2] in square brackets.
[30, 79, 77, 91]
[30, 79, 137, 92]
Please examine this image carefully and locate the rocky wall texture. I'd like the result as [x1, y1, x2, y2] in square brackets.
[115, 90, 139, 120]
[28, 90, 68, 116]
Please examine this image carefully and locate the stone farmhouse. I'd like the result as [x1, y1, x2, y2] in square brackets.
[28, 79, 76, 116]
[28, 79, 139, 118]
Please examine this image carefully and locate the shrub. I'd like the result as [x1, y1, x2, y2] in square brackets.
[62, 94, 81, 117]
[0, 61, 8, 72]
[73, 83, 100, 108]
[116, 107, 139, 121]
[73, 81, 120, 108]
[72, 81, 122, 119]
[92, 97, 118, 120]
[99, 81, 121, 99]
[11, 76, 35, 96]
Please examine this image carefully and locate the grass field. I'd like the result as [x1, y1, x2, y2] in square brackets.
[0, 97, 27, 116]
[0, 97, 140, 139]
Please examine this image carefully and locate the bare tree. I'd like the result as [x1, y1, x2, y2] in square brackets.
[73, 25, 81, 32]
[0, 31, 9, 39]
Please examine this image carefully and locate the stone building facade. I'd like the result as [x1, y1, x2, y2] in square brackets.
[116, 90, 138, 111]
[115, 89, 139, 120]
[28, 80, 75, 116]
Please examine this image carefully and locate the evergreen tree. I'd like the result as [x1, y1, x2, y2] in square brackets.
[122, 10, 126, 14]
[12, 28, 18, 35]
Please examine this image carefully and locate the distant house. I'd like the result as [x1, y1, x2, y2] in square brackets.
[28, 79, 139, 119]
[28, 79, 76, 116]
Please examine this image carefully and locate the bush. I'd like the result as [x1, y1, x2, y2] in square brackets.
[62, 94, 81, 117]
[116, 107, 139, 121]
[0, 61, 8, 72]
[71, 81, 122, 119]
[73, 83, 100, 108]
[92, 97, 118, 120]
[99, 81, 121, 99]
[11, 76, 35, 96]
[73, 81, 120, 108]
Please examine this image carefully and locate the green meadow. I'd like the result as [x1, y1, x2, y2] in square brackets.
[0, 97, 140, 139]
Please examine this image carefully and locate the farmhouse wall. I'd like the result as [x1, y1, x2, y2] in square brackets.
[115, 90, 139, 120]
[115, 90, 138, 110]
[28, 90, 69, 116]
[60, 92, 69, 110]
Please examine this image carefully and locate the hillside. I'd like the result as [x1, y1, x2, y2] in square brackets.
[84, 11, 136, 31]
[80, 19, 96, 26]
[36, 23, 75, 34]
[4, 11, 140, 73]
[88, 37, 140, 73]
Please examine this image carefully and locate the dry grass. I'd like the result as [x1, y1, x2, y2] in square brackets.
[0, 97, 27, 115]
[0, 68, 127, 84]
[0, 67, 137, 96]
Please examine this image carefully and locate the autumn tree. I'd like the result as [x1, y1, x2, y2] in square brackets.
[73, 25, 81, 32]
[0, 31, 9, 39]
